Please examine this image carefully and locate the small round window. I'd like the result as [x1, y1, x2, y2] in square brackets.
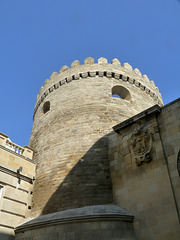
[43, 101, 50, 114]
[112, 85, 131, 100]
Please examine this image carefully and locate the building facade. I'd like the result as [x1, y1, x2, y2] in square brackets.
[109, 99, 180, 239]
[0, 133, 35, 240]
[0, 57, 179, 239]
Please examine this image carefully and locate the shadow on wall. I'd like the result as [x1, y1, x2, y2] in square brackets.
[42, 134, 114, 215]
[0, 232, 14, 240]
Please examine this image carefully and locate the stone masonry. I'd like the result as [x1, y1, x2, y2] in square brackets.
[29, 57, 163, 217]
[9, 57, 179, 240]
[109, 99, 180, 239]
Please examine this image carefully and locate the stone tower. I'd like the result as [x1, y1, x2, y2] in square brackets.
[29, 57, 163, 217]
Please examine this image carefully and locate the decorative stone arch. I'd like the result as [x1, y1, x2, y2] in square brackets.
[43, 101, 50, 114]
[177, 150, 180, 177]
[112, 85, 131, 100]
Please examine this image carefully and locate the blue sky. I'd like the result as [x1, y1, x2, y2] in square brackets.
[0, 0, 180, 146]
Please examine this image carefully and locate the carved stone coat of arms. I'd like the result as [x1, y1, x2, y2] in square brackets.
[130, 128, 152, 166]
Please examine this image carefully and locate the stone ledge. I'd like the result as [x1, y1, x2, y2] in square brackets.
[113, 104, 161, 133]
[0, 163, 35, 184]
[15, 205, 134, 232]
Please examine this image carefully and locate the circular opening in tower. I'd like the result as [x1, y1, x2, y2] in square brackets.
[43, 101, 50, 114]
[112, 85, 131, 100]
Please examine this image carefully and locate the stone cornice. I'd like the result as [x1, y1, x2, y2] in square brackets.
[0, 164, 35, 184]
[113, 104, 161, 133]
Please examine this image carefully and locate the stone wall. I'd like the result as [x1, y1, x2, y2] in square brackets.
[157, 99, 180, 220]
[29, 57, 162, 217]
[109, 100, 180, 240]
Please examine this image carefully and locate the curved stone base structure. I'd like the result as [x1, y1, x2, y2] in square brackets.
[15, 205, 135, 240]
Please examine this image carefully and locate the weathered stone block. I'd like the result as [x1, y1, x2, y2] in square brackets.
[122, 75, 128, 81]
[60, 79, 66, 85]
[84, 57, 94, 65]
[71, 60, 80, 68]
[114, 73, 120, 79]
[128, 77, 134, 84]
[66, 76, 73, 83]
[89, 71, 96, 77]
[105, 72, 112, 78]
[49, 86, 54, 93]
[98, 71, 104, 77]
[54, 82, 60, 89]
[81, 72, 88, 78]
[73, 74, 80, 80]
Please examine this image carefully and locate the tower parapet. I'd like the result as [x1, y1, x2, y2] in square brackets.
[33, 57, 163, 120]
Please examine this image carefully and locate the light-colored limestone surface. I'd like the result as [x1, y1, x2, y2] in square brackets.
[109, 99, 180, 240]
[3, 57, 179, 240]
[29, 57, 162, 217]
[0, 133, 35, 240]
[34, 57, 162, 120]
[158, 99, 180, 222]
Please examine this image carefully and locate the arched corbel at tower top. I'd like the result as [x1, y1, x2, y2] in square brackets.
[33, 57, 163, 120]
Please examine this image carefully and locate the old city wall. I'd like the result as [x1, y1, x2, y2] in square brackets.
[29, 57, 163, 217]
[158, 99, 180, 218]
[109, 100, 180, 240]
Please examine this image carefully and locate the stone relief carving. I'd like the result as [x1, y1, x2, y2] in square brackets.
[130, 126, 152, 166]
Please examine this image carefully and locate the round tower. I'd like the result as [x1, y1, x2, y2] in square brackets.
[29, 57, 163, 217]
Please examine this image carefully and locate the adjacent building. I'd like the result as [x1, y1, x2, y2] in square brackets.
[0, 133, 35, 239]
